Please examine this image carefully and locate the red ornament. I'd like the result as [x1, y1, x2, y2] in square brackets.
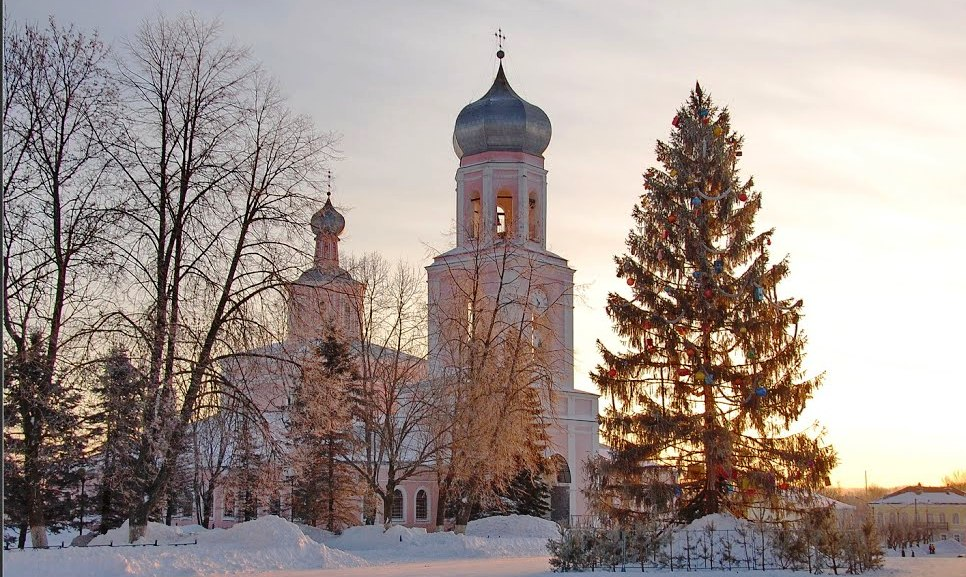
[663, 229, 670, 239]
[643, 320, 653, 330]
[646, 338, 654, 347]
[677, 368, 691, 377]
[608, 367, 617, 378]
[668, 213, 677, 224]
[738, 193, 748, 202]
[676, 325, 687, 335]
[686, 348, 697, 357]
[672, 115, 680, 127]
[703, 288, 713, 299]
[626, 277, 635, 287]
[734, 377, 743, 385]
[766, 238, 772, 245]
[702, 117, 710, 125]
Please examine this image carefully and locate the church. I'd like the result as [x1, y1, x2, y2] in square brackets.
[211, 51, 599, 530]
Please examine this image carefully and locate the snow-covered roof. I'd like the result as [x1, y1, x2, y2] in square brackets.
[871, 485, 966, 505]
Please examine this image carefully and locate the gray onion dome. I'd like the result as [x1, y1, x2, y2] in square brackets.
[453, 63, 551, 159]
[310, 195, 345, 236]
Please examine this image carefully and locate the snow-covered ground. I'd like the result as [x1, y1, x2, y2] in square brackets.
[3, 514, 964, 577]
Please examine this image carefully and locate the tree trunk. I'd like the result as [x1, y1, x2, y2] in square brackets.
[18, 525, 27, 549]
[26, 475, 48, 548]
[129, 505, 149, 543]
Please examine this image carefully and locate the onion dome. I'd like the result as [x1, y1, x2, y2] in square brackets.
[453, 62, 551, 159]
[310, 194, 345, 237]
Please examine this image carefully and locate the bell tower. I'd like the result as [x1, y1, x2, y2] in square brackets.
[427, 47, 599, 524]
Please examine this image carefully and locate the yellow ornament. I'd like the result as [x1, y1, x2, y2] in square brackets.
[695, 370, 706, 382]
[670, 169, 678, 178]
[740, 327, 748, 334]
[713, 125, 723, 138]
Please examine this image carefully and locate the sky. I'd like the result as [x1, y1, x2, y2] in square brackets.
[8, 0, 965, 489]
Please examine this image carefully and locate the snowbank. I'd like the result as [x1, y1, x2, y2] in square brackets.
[3, 516, 367, 577]
[466, 514, 561, 540]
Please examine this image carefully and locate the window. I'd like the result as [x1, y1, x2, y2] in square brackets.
[415, 490, 428, 521]
[391, 489, 404, 521]
[496, 206, 507, 236]
[470, 195, 481, 238]
[223, 491, 236, 519]
[953, 513, 960, 525]
[940, 512, 946, 523]
[552, 455, 571, 484]
[528, 194, 538, 241]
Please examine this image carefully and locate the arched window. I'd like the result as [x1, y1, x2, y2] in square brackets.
[391, 489, 404, 521]
[552, 454, 571, 484]
[415, 490, 428, 521]
[496, 206, 507, 236]
[953, 513, 961, 525]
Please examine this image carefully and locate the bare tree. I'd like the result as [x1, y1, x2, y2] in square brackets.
[336, 253, 452, 527]
[427, 237, 559, 532]
[103, 14, 336, 541]
[2, 17, 118, 547]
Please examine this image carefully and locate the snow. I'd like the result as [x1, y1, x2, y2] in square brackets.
[465, 514, 561, 539]
[3, 513, 965, 577]
[873, 490, 966, 505]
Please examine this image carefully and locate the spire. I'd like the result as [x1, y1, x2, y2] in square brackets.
[310, 170, 345, 269]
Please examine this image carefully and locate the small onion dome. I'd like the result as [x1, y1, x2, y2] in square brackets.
[310, 195, 345, 236]
[453, 63, 551, 159]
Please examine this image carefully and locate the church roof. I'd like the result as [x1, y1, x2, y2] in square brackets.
[294, 266, 357, 286]
[872, 485, 966, 505]
[452, 61, 551, 159]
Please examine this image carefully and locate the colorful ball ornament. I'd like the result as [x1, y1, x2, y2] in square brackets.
[698, 107, 709, 118]
[755, 386, 767, 397]
[738, 192, 748, 202]
[714, 259, 724, 273]
[672, 115, 681, 128]
[713, 125, 723, 138]
[677, 367, 691, 377]
[695, 370, 706, 382]
[691, 196, 701, 208]
[702, 117, 710, 125]
[703, 288, 714, 299]
[608, 367, 617, 378]
[626, 277, 635, 287]
[663, 229, 670, 239]
[748, 349, 758, 360]
[754, 286, 765, 302]
[704, 372, 714, 385]
[646, 338, 654, 347]
[686, 348, 697, 357]
[644, 320, 653, 330]
[668, 213, 678, 224]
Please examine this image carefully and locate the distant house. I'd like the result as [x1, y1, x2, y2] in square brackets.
[870, 484, 966, 543]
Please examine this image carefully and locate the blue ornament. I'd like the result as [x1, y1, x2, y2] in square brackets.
[698, 107, 709, 118]
[673, 485, 683, 497]
[705, 372, 714, 385]
[692, 271, 701, 279]
[754, 286, 765, 302]
[691, 196, 701, 207]
[714, 259, 724, 274]
[755, 386, 767, 397]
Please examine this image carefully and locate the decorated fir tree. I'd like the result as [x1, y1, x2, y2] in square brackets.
[592, 83, 836, 523]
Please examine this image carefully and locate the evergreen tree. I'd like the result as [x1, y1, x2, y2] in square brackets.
[505, 468, 552, 518]
[288, 329, 360, 531]
[592, 84, 836, 523]
[3, 333, 87, 547]
[90, 348, 144, 532]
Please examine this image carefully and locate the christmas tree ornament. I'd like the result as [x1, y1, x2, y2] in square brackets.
[646, 338, 654, 347]
[626, 277, 635, 287]
[676, 325, 687, 335]
[608, 367, 617, 378]
[686, 348, 697, 357]
[738, 192, 748, 202]
[755, 386, 767, 397]
[670, 169, 678, 178]
[691, 196, 701, 208]
[766, 238, 772, 246]
[695, 370, 706, 382]
[692, 271, 702, 279]
[714, 259, 724, 273]
[644, 320, 653, 330]
[668, 213, 678, 224]
[698, 107, 709, 118]
[734, 376, 743, 385]
[702, 117, 710, 125]
[740, 326, 748, 334]
[703, 288, 713, 299]
[713, 125, 723, 138]
[754, 286, 765, 302]
[663, 229, 670, 239]
[677, 367, 691, 376]
[672, 115, 680, 127]
[705, 372, 714, 385]
[748, 349, 758, 360]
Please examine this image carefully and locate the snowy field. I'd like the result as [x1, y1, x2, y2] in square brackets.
[3, 514, 965, 577]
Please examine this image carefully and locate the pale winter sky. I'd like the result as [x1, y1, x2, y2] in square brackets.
[9, 1, 965, 489]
